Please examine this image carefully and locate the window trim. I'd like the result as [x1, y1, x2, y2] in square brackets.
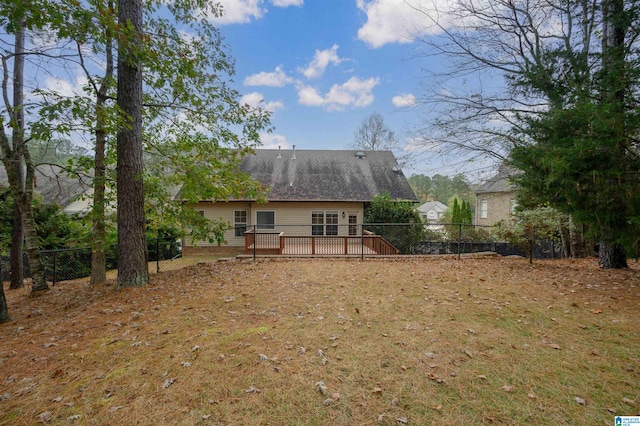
[256, 210, 275, 230]
[480, 200, 488, 219]
[234, 210, 247, 237]
[311, 210, 339, 236]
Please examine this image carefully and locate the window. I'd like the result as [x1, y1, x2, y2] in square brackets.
[312, 211, 324, 236]
[348, 214, 358, 236]
[256, 211, 275, 230]
[234, 210, 247, 237]
[198, 210, 205, 217]
[311, 211, 339, 236]
[326, 212, 338, 235]
[480, 200, 488, 219]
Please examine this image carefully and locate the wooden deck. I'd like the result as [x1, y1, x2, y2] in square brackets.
[245, 231, 398, 256]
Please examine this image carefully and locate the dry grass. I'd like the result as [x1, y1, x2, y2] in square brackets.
[1, 256, 639, 425]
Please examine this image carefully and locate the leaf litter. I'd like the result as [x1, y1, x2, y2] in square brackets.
[0, 257, 639, 425]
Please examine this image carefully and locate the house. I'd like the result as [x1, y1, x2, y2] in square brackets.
[0, 165, 89, 208]
[474, 166, 518, 226]
[184, 148, 418, 254]
[417, 201, 448, 223]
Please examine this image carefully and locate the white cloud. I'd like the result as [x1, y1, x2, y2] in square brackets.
[300, 44, 344, 79]
[41, 75, 89, 98]
[392, 93, 416, 107]
[207, 0, 266, 25]
[403, 136, 442, 153]
[270, 0, 303, 6]
[244, 66, 294, 87]
[297, 76, 379, 111]
[241, 92, 284, 113]
[297, 85, 326, 107]
[356, 0, 454, 48]
[260, 132, 291, 149]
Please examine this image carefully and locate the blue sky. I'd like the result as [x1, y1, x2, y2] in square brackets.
[209, 0, 469, 177]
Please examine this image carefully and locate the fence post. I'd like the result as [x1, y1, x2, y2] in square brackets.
[156, 235, 160, 274]
[361, 224, 364, 261]
[52, 251, 57, 287]
[457, 224, 462, 260]
[253, 226, 256, 261]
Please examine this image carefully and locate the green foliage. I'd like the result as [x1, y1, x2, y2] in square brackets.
[408, 173, 472, 205]
[493, 206, 564, 263]
[364, 193, 424, 254]
[0, 188, 88, 253]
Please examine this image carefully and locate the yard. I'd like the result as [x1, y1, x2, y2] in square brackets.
[0, 256, 639, 425]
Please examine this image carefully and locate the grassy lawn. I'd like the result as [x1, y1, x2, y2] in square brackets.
[1, 257, 638, 425]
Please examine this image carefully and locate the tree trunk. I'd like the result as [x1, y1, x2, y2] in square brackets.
[10, 202, 24, 289]
[569, 217, 589, 258]
[116, 0, 148, 288]
[9, 20, 25, 290]
[90, 3, 113, 285]
[0, 282, 8, 323]
[559, 221, 571, 258]
[598, 240, 627, 269]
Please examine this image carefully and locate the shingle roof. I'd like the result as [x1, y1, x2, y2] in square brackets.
[0, 165, 89, 206]
[475, 166, 518, 194]
[239, 149, 417, 202]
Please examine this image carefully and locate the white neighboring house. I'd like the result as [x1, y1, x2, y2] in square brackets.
[417, 201, 448, 224]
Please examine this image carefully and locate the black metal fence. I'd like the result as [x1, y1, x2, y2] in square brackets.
[243, 223, 563, 260]
[1, 237, 185, 286]
[0, 224, 564, 285]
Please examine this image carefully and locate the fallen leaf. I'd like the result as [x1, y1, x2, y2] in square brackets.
[258, 354, 269, 361]
[372, 387, 383, 394]
[162, 378, 175, 389]
[244, 386, 261, 394]
[52, 396, 63, 402]
[391, 397, 399, 406]
[592, 310, 603, 314]
[528, 392, 537, 399]
[315, 381, 328, 395]
[548, 343, 561, 350]
[322, 398, 334, 406]
[181, 361, 192, 368]
[37, 411, 53, 423]
[575, 397, 586, 406]
[623, 397, 636, 406]
[462, 349, 473, 358]
[502, 385, 513, 392]
[396, 417, 408, 424]
[67, 414, 81, 420]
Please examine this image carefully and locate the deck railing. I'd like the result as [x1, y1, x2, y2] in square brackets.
[244, 226, 400, 256]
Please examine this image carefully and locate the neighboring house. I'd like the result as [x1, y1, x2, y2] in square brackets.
[185, 148, 417, 254]
[474, 166, 518, 226]
[417, 201, 448, 223]
[0, 165, 89, 208]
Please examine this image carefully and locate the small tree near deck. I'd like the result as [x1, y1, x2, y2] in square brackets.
[364, 193, 424, 254]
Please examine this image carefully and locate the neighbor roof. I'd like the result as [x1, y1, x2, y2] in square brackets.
[475, 165, 518, 194]
[0, 165, 90, 207]
[238, 149, 417, 202]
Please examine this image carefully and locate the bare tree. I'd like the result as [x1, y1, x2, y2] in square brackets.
[351, 112, 398, 151]
[116, 0, 148, 288]
[411, 0, 639, 266]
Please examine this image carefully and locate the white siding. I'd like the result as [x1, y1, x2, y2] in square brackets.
[187, 201, 364, 247]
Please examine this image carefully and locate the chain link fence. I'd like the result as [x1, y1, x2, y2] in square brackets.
[0, 224, 563, 285]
